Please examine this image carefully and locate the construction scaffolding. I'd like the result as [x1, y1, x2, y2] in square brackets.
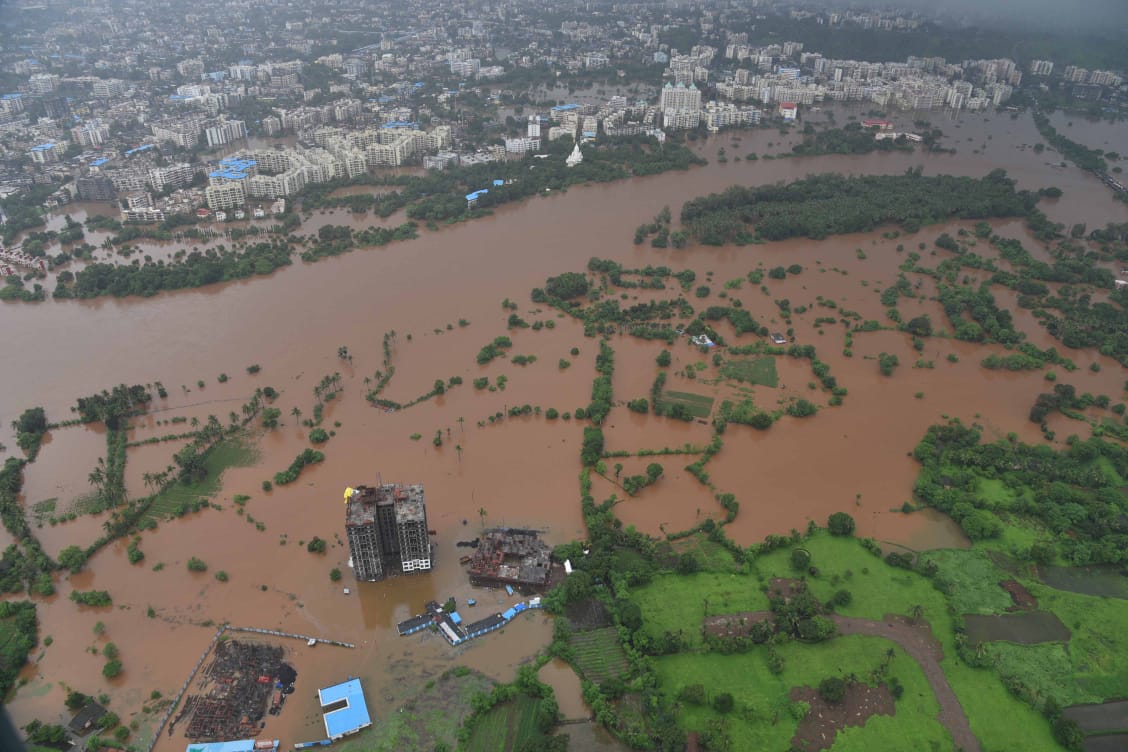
[177, 640, 296, 742]
[466, 528, 556, 592]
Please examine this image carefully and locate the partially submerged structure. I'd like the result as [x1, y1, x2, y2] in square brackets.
[174, 641, 295, 742]
[397, 597, 543, 647]
[317, 678, 372, 741]
[466, 528, 555, 592]
[183, 740, 279, 752]
[344, 484, 432, 582]
[182, 739, 277, 752]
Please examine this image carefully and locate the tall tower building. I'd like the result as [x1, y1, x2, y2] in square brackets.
[345, 483, 431, 582]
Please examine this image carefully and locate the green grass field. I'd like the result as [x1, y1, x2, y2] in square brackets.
[635, 533, 1059, 750]
[670, 533, 740, 574]
[919, 548, 1013, 615]
[632, 572, 769, 649]
[656, 634, 950, 752]
[141, 435, 257, 520]
[464, 695, 544, 752]
[333, 669, 493, 752]
[568, 627, 630, 682]
[719, 357, 779, 387]
[658, 391, 715, 418]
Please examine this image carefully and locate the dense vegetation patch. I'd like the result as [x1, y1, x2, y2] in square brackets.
[678, 169, 1036, 245]
[913, 421, 1128, 563]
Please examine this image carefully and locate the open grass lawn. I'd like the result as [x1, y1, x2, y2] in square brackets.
[919, 548, 1014, 615]
[757, 535, 1058, 750]
[568, 627, 629, 683]
[334, 669, 493, 752]
[669, 533, 740, 573]
[464, 694, 544, 752]
[1016, 579, 1128, 705]
[631, 572, 769, 649]
[141, 434, 257, 520]
[719, 356, 779, 387]
[658, 391, 715, 418]
[917, 545, 1128, 709]
[656, 635, 951, 752]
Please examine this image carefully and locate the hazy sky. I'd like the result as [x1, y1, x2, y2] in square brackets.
[825, 0, 1128, 33]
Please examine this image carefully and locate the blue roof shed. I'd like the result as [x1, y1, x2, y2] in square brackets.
[318, 678, 372, 741]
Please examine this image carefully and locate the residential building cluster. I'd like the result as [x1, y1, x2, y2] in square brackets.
[0, 0, 1122, 212]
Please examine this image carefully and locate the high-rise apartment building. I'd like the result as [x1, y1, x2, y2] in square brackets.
[345, 483, 431, 582]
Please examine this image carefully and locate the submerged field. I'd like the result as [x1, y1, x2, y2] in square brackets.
[2, 109, 1128, 752]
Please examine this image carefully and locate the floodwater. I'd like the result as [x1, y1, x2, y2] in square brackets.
[3, 109, 1128, 749]
[539, 658, 587, 719]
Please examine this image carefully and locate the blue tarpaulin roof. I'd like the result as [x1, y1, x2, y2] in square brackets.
[450, 611, 462, 624]
[184, 740, 278, 752]
[502, 607, 517, 620]
[318, 679, 372, 740]
[125, 144, 155, 155]
[89, 158, 108, 166]
[551, 103, 579, 111]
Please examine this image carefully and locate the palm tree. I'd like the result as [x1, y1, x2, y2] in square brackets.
[291, 407, 302, 423]
[909, 604, 924, 624]
[88, 461, 106, 497]
[455, 444, 462, 463]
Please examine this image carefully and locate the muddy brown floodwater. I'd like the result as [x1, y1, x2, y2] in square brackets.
[2, 109, 1127, 749]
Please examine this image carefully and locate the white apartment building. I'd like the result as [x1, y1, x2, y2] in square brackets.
[205, 181, 246, 210]
[660, 82, 702, 112]
[703, 101, 761, 132]
[92, 78, 125, 97]
[663, 109, 700, 130]
[504, 136, 540, 154]
[71, 122, 111, 147]
[205, 119, 247, 148]
[148, 163, 195, 191]
[152, 118, 204, 148]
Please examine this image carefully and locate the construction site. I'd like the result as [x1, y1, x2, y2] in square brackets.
[465, 528, 560, 593]
[169, 640, 298, 743]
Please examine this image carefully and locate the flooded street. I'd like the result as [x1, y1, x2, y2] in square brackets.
[3, 108, 1128, 748]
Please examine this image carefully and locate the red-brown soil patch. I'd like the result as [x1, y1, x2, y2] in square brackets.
[702, 610, 771, 639]
[999, 579, 1038, 611]
[789, 681, 896, 751]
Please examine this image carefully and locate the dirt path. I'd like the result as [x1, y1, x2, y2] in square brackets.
[831, 614, 981, 752]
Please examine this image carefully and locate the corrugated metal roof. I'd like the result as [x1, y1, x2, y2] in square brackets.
[318, 679, 371, 740]
[183, 740, 278, 752]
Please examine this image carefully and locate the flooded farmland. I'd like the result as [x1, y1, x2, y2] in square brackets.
[3, 108, 1128, 750]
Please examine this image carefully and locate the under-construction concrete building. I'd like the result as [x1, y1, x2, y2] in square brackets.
[344, 483, 431, 582]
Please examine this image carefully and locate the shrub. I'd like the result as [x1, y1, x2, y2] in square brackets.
[187, 557, 207, 572]
[657, 350, 672, 367]
[679, 684, 707, 705]
[712, 692, 735, 713]
[71, 590, 112, 607]
[790, 548, 811, 571]
[818, 677, 847, 703]
[307, 537, 327, 553]
[827, 512, 856, 536]
[545, 408, 559, 420]
[786, 399, 817, 418]
[214, 571, 229, 582]
[330, 568, 342, 581]
[246, 364, 261, 374]
[309, 428, 329, 443]
[102, 660, 123, 679]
